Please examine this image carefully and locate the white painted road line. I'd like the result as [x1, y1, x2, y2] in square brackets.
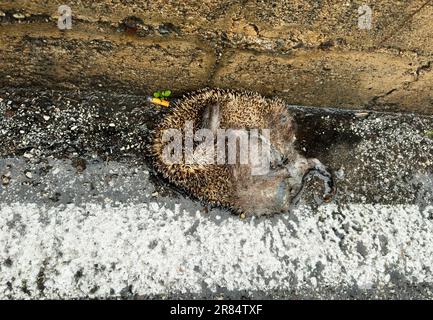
[1, 202, 433, 298]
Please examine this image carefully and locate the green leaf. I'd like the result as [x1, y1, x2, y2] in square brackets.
[162, 90, 172, 97]
[153, 91, 161, 98]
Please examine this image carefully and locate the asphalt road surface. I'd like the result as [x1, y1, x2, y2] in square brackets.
[0, 88, 432, 299]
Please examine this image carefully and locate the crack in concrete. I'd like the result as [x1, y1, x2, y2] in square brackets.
[415, 60, 432, 80]
[378, 0, 433, 46]
[368, 59, 433, 107]
[367, 88, 398, 107]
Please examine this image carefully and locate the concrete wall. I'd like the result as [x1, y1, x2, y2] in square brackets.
[1, 0, 432, 113]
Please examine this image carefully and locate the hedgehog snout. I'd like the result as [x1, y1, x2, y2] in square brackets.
[292, 158, 337, 203]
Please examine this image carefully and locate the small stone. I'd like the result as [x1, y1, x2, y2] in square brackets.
[355, 112, 370, 118]
[43, 115, 50, 121]
[0, 11, 6, 17]
[108, 123, 116, 127]
[151, 192, 159, 197]
[13, 13, 26, 19]
[1, 175, 10, 186]
[23, 152, 33, 159]
[24, 171, 32, 179]
[335, 167, 345, 179]
[240, 213, 246, 219]
[71, 125, 78, 130]
[158, 23, 179, 35]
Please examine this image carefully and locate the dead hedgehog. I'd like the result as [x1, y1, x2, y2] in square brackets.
[151, 88, 335, 217]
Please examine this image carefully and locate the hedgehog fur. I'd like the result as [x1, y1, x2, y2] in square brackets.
[151, 88, 335, 216]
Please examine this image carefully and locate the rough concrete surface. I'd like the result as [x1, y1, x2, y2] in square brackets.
[0, 88, 432, 299]
[0, 0, 433, 113]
